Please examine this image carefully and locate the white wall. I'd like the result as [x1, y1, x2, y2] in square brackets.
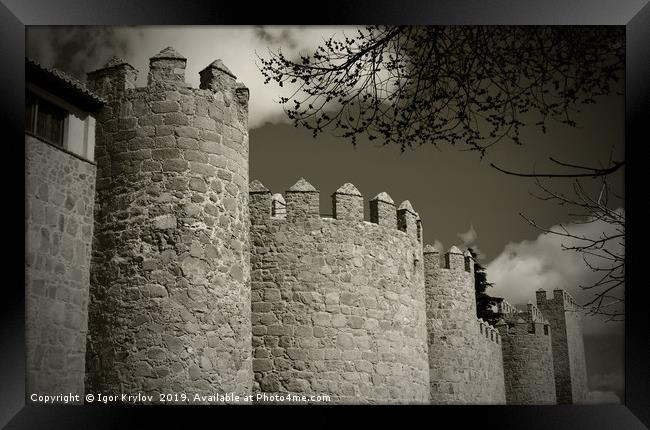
[26, 82, 97, 162]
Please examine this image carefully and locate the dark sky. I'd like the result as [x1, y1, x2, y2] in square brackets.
[250, 96, 624, 261]
[26, 25, 625, 403]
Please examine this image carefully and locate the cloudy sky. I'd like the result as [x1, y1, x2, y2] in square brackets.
[26, 26, 625, 403]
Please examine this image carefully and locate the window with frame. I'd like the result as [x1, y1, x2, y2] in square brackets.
[26, 91, 66, 147]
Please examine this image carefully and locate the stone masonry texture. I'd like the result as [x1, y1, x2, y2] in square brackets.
[536, 289, 588, 404]
[497, 318, 557, 404]
[83, 49, 252, 402]
[25, 135, 96, 401]
[249, 181, 429, 403]
[424, 247, 506, 404]
[25, 48, 591, 405]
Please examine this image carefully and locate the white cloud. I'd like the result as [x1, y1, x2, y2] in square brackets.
[432, 239, 445, 253]
[28, 26, 356, 130]
[585, 391, 621, 404]
[456, 224, 486, 259]
[486, 211, 624, 335]
[458, 224, 478, 245]
[107, 26, 352, 130]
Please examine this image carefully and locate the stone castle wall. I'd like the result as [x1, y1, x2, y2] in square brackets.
[23, 48, 591, 406]
[566, 306, 588, 403]
[424, 246, 506, 404]
[477, 319, 507, 403]
[249, 181, 430, 403]
[496, 304, 556, 404]
[83, 49, 252, 401]
[536, 289, 588, 404]
[25, 135, 96, 400]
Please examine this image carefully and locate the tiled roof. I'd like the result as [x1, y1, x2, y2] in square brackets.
[26, 57, 106, 111]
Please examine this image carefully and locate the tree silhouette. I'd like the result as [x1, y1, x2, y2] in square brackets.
[523, 176, 624, 321]
[259, 26, 625, 319]
[259, 26, 624, 153]
[470, 247, 501, 325]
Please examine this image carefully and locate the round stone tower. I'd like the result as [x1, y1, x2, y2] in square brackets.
[84, 48, 251, 401]
[249, 179, 429, 404]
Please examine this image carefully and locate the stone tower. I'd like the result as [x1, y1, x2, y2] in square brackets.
[424, 245, 505, 404]
[536, 288, 588, 404]
[24, 49, 596, 406]
[248, 181, 430, 403]
[84, 48, 252, 401]
[495, 301, 556, 404]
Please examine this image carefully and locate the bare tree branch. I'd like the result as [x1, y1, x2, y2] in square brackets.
[490, 159, 624, 178]
[259, 26, 624, 152]
[518, 173, 624, 320]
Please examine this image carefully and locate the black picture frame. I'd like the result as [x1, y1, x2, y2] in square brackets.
[2, 0, 648, 428]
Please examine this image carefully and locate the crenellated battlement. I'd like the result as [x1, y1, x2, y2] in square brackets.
[527, 302, 546, 322]
[270, 193, 286, 219]
[332, 183, 363, 221]
[497, 296, 557, 405]
[369, 191, 396, 227]
[495, 316, 551, 338]
[397, 200, 418, 241]
[248, 179, 429, 403]
[249, 178, 423, 242]
[84, 48, 252, 400]
[85, 46, 251, 199]
[147, 46, 188, 86]
[84, 56, 138, 100]
[497, 299, 519, 316]
[536, 288, 581, 311]
[30, 49, 588, 405]
[422, 244, 473, 273]
[498, 299, 547, 324]
[535, 287, 587, 404]
[86, 47, 249, 110]
[478, 318, 502, 345]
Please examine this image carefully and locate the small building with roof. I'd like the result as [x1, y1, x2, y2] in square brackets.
[25, 57, 104, 400]
[26, 58, 105, 161]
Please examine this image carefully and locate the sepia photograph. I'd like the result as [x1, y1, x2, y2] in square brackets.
[23, 25, 625, 406]
[1, 1, 648, 426]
